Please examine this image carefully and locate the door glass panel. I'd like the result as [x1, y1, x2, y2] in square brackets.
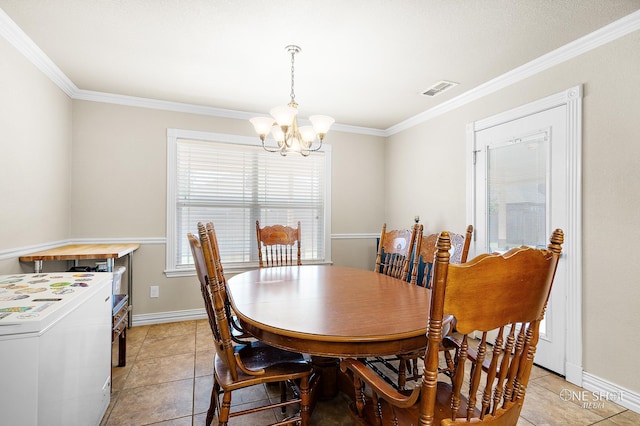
[487, 131, 548, 253]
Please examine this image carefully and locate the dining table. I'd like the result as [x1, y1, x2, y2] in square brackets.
[226, 264, 432, 398]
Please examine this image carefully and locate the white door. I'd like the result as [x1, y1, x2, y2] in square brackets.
[467, 86, 582, 384]
[471, 106, 569, 375]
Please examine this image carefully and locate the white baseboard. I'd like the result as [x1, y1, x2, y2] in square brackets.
[582, 372, 640, 414]
[132, 308, 207, 326]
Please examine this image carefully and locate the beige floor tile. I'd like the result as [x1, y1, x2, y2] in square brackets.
[126, 324, 150, 345]
[124, 352, 195, 389]
[105, 379, 193, 425]
[137, 333, 195, 360]
[532, 373, 626, 418]
[193, 412, 208, 424]
[520, 381, 607, 425]
[149, 416, 193, 426]
[196, 328, 214, 351]
[195, 348, 214, 377]
[194, 374, 214, 415]
[110, 363, 132, 392]
[604, 409, 640, 425]
[529, 364, 553, 380]
[195, 318, 209, 331]
[146, 320, 197, 339]
[593, 420, 623, 425]
[516, 415, 535, 426]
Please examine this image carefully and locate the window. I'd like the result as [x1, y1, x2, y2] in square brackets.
[166, 129, 331, 276]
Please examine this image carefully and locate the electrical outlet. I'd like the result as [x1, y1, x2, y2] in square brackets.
[150, 285, 159, 298]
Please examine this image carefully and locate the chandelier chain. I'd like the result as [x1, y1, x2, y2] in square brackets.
[290, 48, 296, 104]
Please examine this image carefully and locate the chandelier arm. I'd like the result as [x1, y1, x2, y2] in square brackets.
[261, 141, 283, 153]
[309, 139, 323, 152]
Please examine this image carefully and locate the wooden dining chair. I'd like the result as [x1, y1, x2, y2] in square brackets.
[364, 222, 422, 387]
[342, 229, 564, 426]
[396, 225, 474, 389]
[256, 220, 302, 268]
[374, 223, 422, 280]
[189, 222, 313, 426]
[409, 225, 474, 287]
[199, 222, 250, 344]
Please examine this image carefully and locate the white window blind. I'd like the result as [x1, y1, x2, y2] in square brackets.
[166, 129, 331, 275]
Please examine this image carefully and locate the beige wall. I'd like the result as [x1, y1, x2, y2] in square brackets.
[69, 101, 385, 316]
[385, 31, 640, 394]
[0, 35, 72, 274]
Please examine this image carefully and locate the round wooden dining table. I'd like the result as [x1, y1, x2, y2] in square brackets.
[226, 265, 431, 358]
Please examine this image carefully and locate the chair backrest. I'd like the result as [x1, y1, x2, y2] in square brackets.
[409, 225, 473, 287]
[374, 223, 421, 280]
[255, 220, 302, 268]
[205, 222, 226, 285]
[188, 222, 239, 381]
[419, 229, 564, 425]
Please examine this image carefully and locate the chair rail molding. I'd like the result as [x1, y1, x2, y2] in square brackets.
[331, 233, 379, 239]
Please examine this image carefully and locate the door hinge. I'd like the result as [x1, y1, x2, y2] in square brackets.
[472, 149, 482, 165]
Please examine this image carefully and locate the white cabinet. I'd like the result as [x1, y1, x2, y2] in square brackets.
[0, 272, 112, 425]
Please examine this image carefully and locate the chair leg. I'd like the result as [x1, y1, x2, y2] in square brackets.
[207, 380, 220, 426]
[280, 381, 287, 414]
[397, 358, 407, 390]
[219, 391, 232, 426]
[353, 376, 366, 418]
[411, 358, 419, 382]
[299, 375, 311, 426]
[372, 392, 383, 426]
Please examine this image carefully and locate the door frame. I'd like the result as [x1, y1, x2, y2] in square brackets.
[466, 85, 583, 386]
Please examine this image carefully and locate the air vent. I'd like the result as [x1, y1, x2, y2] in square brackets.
[421, 80, 459, 97]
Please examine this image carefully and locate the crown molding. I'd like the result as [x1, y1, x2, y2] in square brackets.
[73, 89, 386, 136]
[73, 89, 252, 120]
[0, 7, 77, 96]
[384, 10, 640, 136]
[3, 8, 638, 137]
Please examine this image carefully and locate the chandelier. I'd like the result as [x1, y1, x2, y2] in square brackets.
[250, 45, 334, 156]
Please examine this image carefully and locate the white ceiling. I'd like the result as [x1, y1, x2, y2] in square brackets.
[1, 0, 639, 130]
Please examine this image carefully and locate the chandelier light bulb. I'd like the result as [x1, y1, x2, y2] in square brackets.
[250, 117, 275, 139]
[309, 115, 335, 137]
[270, 105, 297, 128]
[298, 126, 316, 146]
[270, 125, 285, 143]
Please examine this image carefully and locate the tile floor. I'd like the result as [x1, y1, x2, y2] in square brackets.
[101, 320, 639, 425]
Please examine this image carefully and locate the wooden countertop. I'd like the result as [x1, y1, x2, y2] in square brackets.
[19, 243, 140, 261]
